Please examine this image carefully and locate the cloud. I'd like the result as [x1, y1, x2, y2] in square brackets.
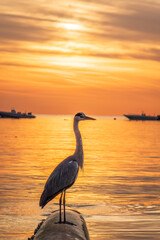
[0, 13, 50, 42]
[1, 43, 160, 63]
[1, 0, 160, 47]
[105, 5, 160, 41]
[0, 12, 69, 43]
[80, 1, 160, 43]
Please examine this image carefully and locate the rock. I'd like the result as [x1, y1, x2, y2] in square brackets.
[33, 209, 90, 240]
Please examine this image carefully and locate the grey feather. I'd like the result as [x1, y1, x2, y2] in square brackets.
[39, 112, 95, 211]
[39, 156, 79, 208]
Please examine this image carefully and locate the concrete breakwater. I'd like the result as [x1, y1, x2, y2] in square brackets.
[29, 209, 90, 240]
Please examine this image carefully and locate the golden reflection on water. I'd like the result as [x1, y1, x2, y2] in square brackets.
[0, 116, 160, 239]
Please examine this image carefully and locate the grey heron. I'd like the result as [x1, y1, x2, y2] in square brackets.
[39, 112, 95, 223]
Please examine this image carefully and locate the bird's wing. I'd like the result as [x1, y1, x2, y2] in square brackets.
[39, 157, 79, 208]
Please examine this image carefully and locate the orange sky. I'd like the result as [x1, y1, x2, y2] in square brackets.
[0, 0, 160, 115]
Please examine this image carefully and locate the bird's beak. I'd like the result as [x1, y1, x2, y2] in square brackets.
[85, 116, 96, 120]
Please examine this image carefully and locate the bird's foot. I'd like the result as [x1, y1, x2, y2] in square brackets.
[63, 221, 76, 226]
[55, 221, 62, 224]
[55, 221, 76, 226]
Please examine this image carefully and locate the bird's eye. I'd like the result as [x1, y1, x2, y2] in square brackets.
[75, 113, 83, 118]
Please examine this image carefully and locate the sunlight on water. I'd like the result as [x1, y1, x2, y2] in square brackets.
[0, 116, 160, 239]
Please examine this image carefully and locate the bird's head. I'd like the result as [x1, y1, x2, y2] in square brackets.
[74, 112, 96, 121]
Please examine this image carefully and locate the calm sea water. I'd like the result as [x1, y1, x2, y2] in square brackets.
[0, 115, 160, 240]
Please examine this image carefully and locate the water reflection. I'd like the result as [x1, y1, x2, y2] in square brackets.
[0, 116, 160, 239]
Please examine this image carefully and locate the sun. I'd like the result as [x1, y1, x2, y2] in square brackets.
[57, 22, 84, 31]
[63, 23, 82, 30]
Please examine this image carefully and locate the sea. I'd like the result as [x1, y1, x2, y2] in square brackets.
[0, 115, 160, 240]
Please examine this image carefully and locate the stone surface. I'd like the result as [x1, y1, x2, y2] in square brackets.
[34, 209, 90, 240]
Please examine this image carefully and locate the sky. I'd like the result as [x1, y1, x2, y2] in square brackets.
[0, 0, 160, 115]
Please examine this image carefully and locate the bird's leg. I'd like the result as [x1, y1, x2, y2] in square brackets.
[63, 190, 66, 223]
[59, 192, 63, 223]
[62, 190, 76, 226]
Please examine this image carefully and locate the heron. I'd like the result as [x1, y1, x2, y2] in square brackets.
[39, 112, 95, 223]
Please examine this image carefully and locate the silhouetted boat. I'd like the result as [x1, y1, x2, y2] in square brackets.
[0, 109, 36, 119]
[124, 113, 160, 121]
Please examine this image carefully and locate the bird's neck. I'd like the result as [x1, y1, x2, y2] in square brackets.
[73, 119, 84, 169]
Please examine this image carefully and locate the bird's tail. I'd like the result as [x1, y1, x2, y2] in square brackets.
[39, 189, 47, 208]
[39, 188, 58, 208]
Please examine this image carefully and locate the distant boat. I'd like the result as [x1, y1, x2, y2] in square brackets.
[124, 113, 160, 121]
[0, 109, 36, 119]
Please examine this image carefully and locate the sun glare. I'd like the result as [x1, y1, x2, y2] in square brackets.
[57, 23, 84, 31]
